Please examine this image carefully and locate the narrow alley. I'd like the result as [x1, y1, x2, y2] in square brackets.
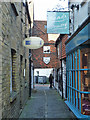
[19, 84, 76, 119]
[0, 0, 90, 119]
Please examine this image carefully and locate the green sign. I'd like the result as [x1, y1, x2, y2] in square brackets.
[47, 11, 69, 34]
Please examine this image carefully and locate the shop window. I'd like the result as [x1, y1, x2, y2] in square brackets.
[81, 48, 90, 115]
[82, 93, 90, 115]
[10, 49, 16, 93]
[81, 48, 90, 69]
[81, 48, 90, 92]
[67, 48, 90, 115]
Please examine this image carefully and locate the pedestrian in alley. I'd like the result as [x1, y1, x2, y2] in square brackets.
[43, 78, 44, 85]
[49, 74, 53, 88]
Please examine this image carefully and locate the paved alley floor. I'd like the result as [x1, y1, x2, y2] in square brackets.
[19, 84, 76, 119]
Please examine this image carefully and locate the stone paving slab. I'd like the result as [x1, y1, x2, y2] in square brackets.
[19, 84, 76, 119]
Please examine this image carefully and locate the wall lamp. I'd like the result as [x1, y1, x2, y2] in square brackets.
[71, 4, 79, 10]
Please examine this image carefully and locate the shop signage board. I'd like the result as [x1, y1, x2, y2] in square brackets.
[66, 23, 90, 54]
[23, 37, 44, 49]
[47, 11, 69, 34]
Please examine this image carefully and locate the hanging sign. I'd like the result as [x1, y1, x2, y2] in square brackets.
[47, 11, 69, 34]
[23, 37, 44, 49]
[43, 57, 50, 64]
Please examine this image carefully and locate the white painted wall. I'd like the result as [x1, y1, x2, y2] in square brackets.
[31, 63, 34, 89]
[74, 1, 88, 31]
[62, 60, 66, 99]
[69, 0, 89, 34]
[34, 68, 53, 77]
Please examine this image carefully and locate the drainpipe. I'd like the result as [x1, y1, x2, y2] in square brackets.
[61, 59, 63, 99]
[26, 1, 32, 97]
[61, 38, 63, 99]
[29, 49, 31, 97]
[29, 19, 31, 97]
[29, 25, 31, 97]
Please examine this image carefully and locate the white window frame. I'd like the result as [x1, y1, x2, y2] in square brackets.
[43, 46, 50, 54]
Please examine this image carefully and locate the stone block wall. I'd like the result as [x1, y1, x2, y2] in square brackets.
[0, 4, 2, 118]
[0, 2, 30, 118]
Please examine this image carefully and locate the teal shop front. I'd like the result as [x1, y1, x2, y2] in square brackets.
[65, 17, 90, 119]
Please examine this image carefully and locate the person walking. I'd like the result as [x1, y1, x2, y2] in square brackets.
[49, 74, 53, 88]
[43, 78, 44, 85]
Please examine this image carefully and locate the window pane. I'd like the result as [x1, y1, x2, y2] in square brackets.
[81, 71, 90, 92]
[43, 46, 50, 53]
[81, 48, 90, 69]
[81, 93, 90, 115]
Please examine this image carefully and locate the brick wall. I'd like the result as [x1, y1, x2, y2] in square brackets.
[62, 35, 68, 59]
[0, 2, 30, 118]
[55, 34, 68, 70]
[58, 35, 68, 60]
[32, 21, 58, 68]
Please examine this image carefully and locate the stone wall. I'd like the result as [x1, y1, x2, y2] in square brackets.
[0, 2, 30, 118]
[0, 3, 2, 119]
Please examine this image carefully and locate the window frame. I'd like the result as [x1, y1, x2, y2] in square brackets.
[43, 46, 50, 54]
[66, 47, 90, 115]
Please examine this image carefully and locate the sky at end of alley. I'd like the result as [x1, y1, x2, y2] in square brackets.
[34, 0, 68, 21]
[33, 0, 85, 21]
